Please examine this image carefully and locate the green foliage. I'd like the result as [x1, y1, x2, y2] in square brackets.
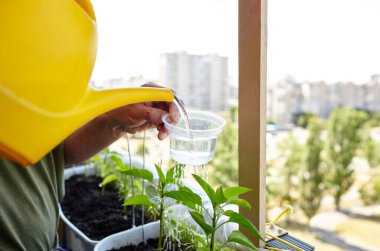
[227, 230, 258, 251]
[326, 107, 369, 209]
[123, 163, 196, 251]
[267, 133, 304, 210]
[267, 117, 275, 125]
[174, 174, 263, 251]
[209, 117, 238, 187]
[359, 134, 380, 168]
[89, 148, 140, 200]
[89, 148, 123, 178]
[124, 167, 262, 251]
[100, 174, 118, 193]
[230, 105, 238, 123]
[359, 169, 380, 205]
[365, 112, 380, 128]
[300, 117, 326, 219]
[297, 112, 318, 128]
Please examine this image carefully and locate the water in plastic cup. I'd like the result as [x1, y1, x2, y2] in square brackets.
[162, 111, 226, 166]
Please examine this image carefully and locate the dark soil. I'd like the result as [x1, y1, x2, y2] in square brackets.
[109, 237, 194, 251]
[61, 174, 153, 240]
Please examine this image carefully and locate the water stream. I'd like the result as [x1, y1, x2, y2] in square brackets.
[172, 97, 209, 181]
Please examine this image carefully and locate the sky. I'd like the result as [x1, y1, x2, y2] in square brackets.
[90, 0, 380, 85]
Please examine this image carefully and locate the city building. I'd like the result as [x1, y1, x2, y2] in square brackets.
[160, 52, 229, 111]
[268, 75, 380, 125]
[267, 76, 302, 125]
[300, 81, 330, 118]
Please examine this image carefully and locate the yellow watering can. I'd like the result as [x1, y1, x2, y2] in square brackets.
[0, 0, 174, 167]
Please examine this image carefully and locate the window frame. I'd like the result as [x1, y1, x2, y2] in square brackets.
[238, 0, 267, 246]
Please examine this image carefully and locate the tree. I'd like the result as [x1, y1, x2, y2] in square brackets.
[267, 133, 303, 210]
[326, 107, 368, 210]
[209, 117, 238, 187]
[296, 112, 317, 128]
[359, 134, 380, 168]
[300, 117, 325, 219]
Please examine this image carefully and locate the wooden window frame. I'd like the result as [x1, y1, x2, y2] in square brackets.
[238, 0, 267, 247]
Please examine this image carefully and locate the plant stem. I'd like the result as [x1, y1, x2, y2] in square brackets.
[158, 188, 165, 251]
[210, 207, 217, 251]
[125, 133, 136, 226]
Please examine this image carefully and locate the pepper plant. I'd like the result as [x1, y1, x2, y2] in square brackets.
[182, 174, 264, 251]
[122, 163, 200, 251]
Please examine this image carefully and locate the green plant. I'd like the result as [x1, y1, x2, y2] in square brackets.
[297, 112, 317, 128]
[359, 134, 380, 168]
[300, 117, 326, 219]
[181, 174, 263, 251]
[359, 169, 380, 205]
[209, 118, 238, 187]
[275, 133, 303, 208]
[122, 163, 196, 251]
[89, 148, 122, 178]
[122, 163, 262, 251]
[326, 107, 368, 209]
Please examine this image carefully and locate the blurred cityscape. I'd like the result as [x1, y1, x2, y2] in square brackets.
[95, 51, 380, 131]
[93, 52, 234, 112]
[268, 74, 380, 126]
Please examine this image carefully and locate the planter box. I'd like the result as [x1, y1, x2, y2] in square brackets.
[60, 165, 98, 251]
[94, 221, 160, 251]
[60, 146, 157, 251]
[94, 221, 269, 251]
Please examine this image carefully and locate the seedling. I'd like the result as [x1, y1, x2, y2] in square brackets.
[122, 163, 199, 251]
[178, 174, 264, 251]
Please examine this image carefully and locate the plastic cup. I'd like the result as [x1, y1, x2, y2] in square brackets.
[162, 111, 226, 165]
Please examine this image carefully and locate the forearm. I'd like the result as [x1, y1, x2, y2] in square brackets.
[64, 114, 125, 166]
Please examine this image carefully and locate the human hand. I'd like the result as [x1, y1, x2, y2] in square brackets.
[103, 82, 181, 140]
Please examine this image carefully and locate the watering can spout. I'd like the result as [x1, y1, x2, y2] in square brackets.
[0, 0, 175, 167]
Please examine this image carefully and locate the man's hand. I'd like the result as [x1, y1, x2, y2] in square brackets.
[104, 85, 179, 139]
[64, 83, 181, 165]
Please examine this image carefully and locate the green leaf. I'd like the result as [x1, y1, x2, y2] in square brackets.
[155, 164, 166, 184]
[164, 190, 202, 206]
[189, 211, 214, 236]
[227, 230, 258, 251]
[176, 186, 202, 208]
[197, 247, 209, 251]
[224, 186, 251, 199]
[223, 210, 264, 241]
[123, 194, 153, 207]
[100, 174, 118, 187]
[116, 165, 130, 172]
[146, 185, 160, 204]
[192, 174, 216, 203]
[119, 168, 153, 183]
[178, 186, 194, 194]
[228, 199, 252, 211]
[195, 236, 207, 247]
[215, 186, 227, 205]
[110, 155, 124, 167]
[165, 167, 175, 184]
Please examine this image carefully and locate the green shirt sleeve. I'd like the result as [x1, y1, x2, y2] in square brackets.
[0, 144, 65, 251]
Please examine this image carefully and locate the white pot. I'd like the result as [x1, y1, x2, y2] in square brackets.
[94, 221, 160, 251]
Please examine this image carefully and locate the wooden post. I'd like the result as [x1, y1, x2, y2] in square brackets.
[238, 0, 267, 247]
